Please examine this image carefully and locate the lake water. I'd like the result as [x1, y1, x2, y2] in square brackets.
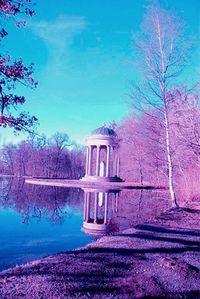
[0, 178, 169, 271]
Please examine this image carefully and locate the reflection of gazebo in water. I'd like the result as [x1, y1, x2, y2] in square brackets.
[81, 126, 123, 182]
[82, 189, 119, 237]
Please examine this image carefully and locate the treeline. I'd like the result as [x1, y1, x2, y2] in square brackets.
[0, 132, 85, 179]
[118, 90, 200, 204]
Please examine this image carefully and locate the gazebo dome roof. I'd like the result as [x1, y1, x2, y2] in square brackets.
[92, 126, 116, 137]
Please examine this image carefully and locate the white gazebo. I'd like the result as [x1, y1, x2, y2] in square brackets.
[81, 126, 123, 182]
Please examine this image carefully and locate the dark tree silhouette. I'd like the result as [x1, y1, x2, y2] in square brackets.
[0, 0, 37, 133]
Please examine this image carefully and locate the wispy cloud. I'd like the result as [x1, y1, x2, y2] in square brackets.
[28, 15, 88, 104]
[30, 15, 87, 58]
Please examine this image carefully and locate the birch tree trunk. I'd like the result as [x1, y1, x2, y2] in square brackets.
[164, 108, 178, 207]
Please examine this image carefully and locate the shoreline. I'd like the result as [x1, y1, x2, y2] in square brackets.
[0, 202, 199, 298]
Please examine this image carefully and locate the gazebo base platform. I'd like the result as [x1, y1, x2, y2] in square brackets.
[25, 178, 165, 190]
[80, 175, 123, 182]
[82, 221, 114, 237]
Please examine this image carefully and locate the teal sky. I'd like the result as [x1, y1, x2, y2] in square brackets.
[1, 0, 200, 145]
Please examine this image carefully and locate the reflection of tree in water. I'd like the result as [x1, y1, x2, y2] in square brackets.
[0, 178, 83, 225]
[115, 189, 170, 231]
[136, 189, 144, 223]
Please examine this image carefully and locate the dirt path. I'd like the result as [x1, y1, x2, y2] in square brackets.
[0, 207, 199, 298]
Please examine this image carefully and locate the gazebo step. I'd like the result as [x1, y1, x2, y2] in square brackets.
[81, 175, 124, 182]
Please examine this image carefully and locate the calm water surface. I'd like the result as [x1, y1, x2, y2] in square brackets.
[0, 178, 169, 271]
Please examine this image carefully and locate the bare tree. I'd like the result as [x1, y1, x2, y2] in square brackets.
[49, 132, 71, 178]
[130, 5, 191, 207]
[2, 144, 16, 175]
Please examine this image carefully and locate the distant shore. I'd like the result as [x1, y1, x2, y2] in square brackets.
[0, 199, 199, 299]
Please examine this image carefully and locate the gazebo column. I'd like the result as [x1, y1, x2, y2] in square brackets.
[113, 147, 117, 176]
[85, 146, 89, 175]
[96, 145, 100, 176]
[94, 192, 98, 223]
[116, 149, 120, 177]
[106, 145, 111, 177]
[113, 148, 120, 177]
[88, 146, 93, 176]
[115, 192, 119, 213]
[83, 192, 87, 220]
[104, 193, 108, 224]
[85, 192, 91, 222]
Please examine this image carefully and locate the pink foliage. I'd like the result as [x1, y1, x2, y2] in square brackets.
[118, 90, 200, 204]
